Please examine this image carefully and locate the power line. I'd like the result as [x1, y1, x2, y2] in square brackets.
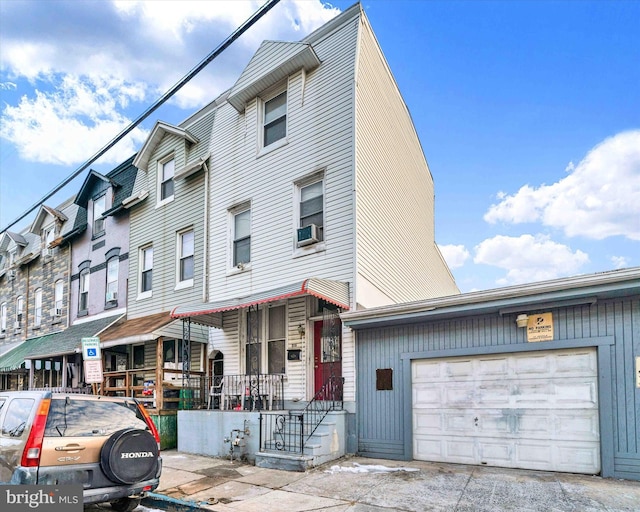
[1, 0, 281, 233]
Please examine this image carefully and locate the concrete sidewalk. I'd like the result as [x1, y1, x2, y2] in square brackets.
[148, 450, 640, 512]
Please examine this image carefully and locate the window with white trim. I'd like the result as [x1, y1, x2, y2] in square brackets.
[79, 270, 89, 313]
[1, 302, 7, 332]
[54, 280, 64, 313]
[106, 257, 119, 302]
[232, 207, 251, 267]
[298, 178, 324, 243]
[42, 226, 55, 256]
[178, 229, 194, 284]
[16, 296, 23, 326]
[93, 194, 106, 234]
[34, 288, 42, 327]
[140, 246, 153, 293]
[263, 90, 287, 147]
[159, 158, 175, 203]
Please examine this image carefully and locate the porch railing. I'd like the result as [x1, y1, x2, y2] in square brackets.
[259, 375, 344, 454]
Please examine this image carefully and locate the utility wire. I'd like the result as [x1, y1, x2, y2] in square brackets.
[2, 0, 281, 233]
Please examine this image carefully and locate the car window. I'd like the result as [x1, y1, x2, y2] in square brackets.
[44, 398, 148, 437]
[1, 398, 34, 438]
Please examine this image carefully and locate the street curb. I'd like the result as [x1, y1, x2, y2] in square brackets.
[142, 492, 209, 511]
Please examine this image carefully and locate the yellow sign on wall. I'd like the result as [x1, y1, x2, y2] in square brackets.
[527, 312, 554, 342]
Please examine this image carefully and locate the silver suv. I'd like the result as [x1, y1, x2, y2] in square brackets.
[0, 390, 162, 512]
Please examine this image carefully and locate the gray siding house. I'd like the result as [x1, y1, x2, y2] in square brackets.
[342, 267, 640, 481]
[171, 4, 458, 467]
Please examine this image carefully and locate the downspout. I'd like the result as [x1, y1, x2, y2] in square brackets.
[202, 161, 210, 303]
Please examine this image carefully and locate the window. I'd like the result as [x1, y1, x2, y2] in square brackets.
[8, 249, 17, 267]
[263, 90, 287, 147]
[159, 158, 175, 202]
[16, 296, 23, 326]
[163, 339, 184, 369]
[245, 305, 287, 374]
[233, 208, 251, 267]
[267, 305, 286, 374]
[0, 303, 6, 332]
[34, 288, 42, 327]
[140, 246, 153, 293]
[79, 270, 89, 312]
[43, 226, 55, 256]
[93, 194, 106, 234]
[299, 179, 324, 242]
[106, 257, 119, 302]
[54, 280, 64, 312]
[178, 230, 194, 283]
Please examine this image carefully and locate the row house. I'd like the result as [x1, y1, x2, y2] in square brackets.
[167, 3, 458, 466]
[0, 199, 75, 389]
[0, 158, 137, 393]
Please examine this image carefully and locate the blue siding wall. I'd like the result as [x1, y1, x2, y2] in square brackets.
[355, 297, 640, 480]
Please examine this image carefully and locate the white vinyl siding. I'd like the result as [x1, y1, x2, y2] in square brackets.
[354, 18, 458, 304]
[127, 110, 212, 319]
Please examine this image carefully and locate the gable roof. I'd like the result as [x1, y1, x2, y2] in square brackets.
[29, 201, 71, 235]
[133, 121, 199, 171]
[227, 41, 321, 112]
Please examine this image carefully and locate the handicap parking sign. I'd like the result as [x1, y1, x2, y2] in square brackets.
[82, 337, 101, 360]
[87, 348, 97, 357]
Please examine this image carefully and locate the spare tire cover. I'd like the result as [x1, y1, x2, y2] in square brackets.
[100, 428, 159, 484]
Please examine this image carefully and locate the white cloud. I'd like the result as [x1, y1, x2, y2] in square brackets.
[438, 244, 470, 269]
[473, 234, 589, 286]
[0, 75, 148, 165]
[0, 0, 340, 165]
[610, 256, 630, 269]
[484, 130, 640, 241]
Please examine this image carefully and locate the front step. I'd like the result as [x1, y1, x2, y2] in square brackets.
[254, 450, 315, 472]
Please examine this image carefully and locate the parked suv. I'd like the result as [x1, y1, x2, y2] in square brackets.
[0, 390, 161, 512]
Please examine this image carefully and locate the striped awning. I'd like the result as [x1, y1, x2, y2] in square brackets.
[171, 278, 350, 327]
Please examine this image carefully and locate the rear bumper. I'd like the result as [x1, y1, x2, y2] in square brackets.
[82, 476, 160, 504]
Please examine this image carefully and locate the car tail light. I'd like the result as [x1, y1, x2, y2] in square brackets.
[138, 404, 161, 451]
[21, 397, 51, 467]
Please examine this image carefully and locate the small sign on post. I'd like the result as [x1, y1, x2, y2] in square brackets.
[82, 337, 103, 384]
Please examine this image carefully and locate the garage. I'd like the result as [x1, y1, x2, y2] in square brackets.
[412, 347, 600, 474]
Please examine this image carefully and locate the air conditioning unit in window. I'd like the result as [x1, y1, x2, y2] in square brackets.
[50, 308, 62, 317]
[297, 224, 319, 247]
[106, 291, 118, 302]
[13, 321, 21, 330]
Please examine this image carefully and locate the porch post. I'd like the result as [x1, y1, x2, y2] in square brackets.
[156, 336, 164, 410]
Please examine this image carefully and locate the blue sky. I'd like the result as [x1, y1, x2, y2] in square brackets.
[1, 0, 638, 293]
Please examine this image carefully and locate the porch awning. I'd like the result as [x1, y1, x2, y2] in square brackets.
[98, 311, 176, 348]
[0, 314, 122, 372]
[171, 278, 350, 327]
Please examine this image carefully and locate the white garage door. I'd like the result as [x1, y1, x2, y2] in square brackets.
[412, 348, 600, 474]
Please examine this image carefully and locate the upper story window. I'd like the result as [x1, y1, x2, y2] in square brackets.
[79, 269, 89, 313]
[106, 257, 119, 302]
[93, 194, 106, 235]
[232, 207, 251, 268]
[34, 288, 42, 327]
[140, 246, 153, 294]
[42, 226, 55, 257]
[0, 302, 7, 332]
[54, 280, 64, 315]
[8, 249, 17, 267]
[177, 229, 194, 285]
[297, 178, 324, 246]
[16, 296, 24, 326]
[263, 90, 287, 148]
[159, 158, 175, 204]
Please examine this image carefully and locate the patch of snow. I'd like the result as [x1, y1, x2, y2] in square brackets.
[325, 463, 419, 474]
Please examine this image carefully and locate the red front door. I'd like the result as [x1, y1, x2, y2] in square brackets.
[313, 319, 342, 400]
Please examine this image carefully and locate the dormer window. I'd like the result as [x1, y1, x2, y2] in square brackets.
[263, 90, 287, 147]
[43, 226, 55, 256]
[93, 194, 106, 235]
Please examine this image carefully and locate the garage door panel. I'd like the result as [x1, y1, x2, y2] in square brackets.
[412, 348, 600, 474]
